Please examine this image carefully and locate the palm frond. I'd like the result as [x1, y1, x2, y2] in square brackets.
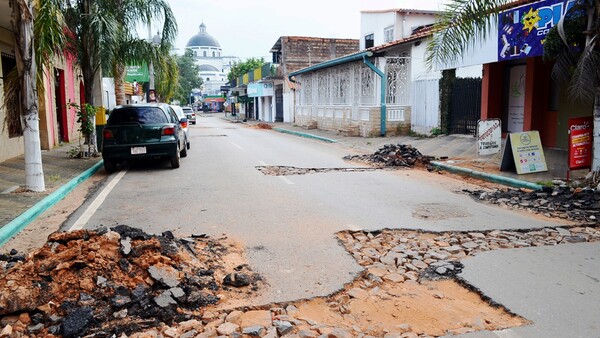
[425, 0, 511, 70]
[569, 41, 600, 102]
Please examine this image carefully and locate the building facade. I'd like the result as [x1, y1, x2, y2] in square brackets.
[186, 22, 239, 101]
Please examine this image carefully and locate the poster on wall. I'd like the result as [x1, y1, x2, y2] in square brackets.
[500, 131, 548, 174]
[507, 65, 526, 133]
[477, 119, 502, 156]
[498, 0, 576, 61]
[568, 116, 593, 170]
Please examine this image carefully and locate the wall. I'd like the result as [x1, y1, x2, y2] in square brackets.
[281, 37, 359, 75]
[0, 28, 24, 162]
[360, 11, 437, 50]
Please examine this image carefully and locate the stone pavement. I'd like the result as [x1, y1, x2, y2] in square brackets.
[0, 143, 102, 228]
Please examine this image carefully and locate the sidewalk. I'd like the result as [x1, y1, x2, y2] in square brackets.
[0, 143, 103, 246]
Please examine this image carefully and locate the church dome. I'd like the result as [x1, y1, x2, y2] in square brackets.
[199, 64, 220, 72]
[186, 22, 221, 48]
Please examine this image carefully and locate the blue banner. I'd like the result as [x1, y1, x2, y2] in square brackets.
[498, 0, 575, 60]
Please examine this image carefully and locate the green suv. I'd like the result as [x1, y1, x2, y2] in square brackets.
[101, 103, 187, 173]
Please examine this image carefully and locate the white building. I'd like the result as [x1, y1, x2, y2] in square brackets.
[185, 23, 239, 97]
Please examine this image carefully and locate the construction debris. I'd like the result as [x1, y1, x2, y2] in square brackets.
[343, 144, 434, 168]
[0, 225, 262, 337]
[465, 183, 600, 224]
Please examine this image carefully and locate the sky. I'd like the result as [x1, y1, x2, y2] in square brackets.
[162, 0, 446, 60]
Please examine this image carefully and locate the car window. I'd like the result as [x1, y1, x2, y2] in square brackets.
[166, 107, 179, 123]
[108, 107, 168, 125]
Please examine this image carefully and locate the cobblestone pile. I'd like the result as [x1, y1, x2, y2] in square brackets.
[343, 144, 434, 168]
[465, 183, 600, 224]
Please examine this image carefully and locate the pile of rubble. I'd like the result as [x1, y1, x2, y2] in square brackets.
[343, 144, 434, 168]
[0, 225, 262, 337]
[339, 226, 600, 286]
[465, 181, 600, 224]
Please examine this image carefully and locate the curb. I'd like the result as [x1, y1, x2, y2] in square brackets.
[273, 128, 337, 143]
[431, 160, 544, 191]
[0, 160, 104, 248]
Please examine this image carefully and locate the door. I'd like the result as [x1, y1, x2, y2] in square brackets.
[54, 68, 68, 142]
[448, 78, 482, 135]
[275, 87, 283, 122]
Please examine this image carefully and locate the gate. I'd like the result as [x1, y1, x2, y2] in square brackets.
[275, 87, 283, 122]
[449, 78, 481, 135]
[412, 79, 439, 134]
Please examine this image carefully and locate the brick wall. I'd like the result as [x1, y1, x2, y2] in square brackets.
[281, 37, 359, 75]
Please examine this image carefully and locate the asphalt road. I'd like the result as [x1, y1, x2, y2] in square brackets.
[65, 115, 564, 305]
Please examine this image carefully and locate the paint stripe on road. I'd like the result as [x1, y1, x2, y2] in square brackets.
[230, 141, 244, 150]
[279, 176, 294, 185]
[70, 169, 128, 230]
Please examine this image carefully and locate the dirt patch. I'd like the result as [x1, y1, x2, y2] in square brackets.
[293, 279, 524, 337]
[250, 123, 273, 130]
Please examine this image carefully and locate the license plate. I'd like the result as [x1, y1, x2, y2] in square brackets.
[131, 146, 146, 155]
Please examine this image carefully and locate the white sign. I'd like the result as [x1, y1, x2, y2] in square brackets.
[477, 119, 502, 156]
[507, 65, 526, 133]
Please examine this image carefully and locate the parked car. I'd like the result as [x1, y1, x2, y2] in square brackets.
[182, 106, 196, 124]
[170, 105, 191, 150]
[101, 103, 187, 173]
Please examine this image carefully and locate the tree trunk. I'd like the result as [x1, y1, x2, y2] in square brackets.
[11, 0, 45, 192]
[593, 90, 600, 172]
[114, 63, 126, 105]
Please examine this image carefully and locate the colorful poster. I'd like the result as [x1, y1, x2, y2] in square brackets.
[507, 65, 526, 133]
[477, 119, 502, 156]
[568, 116, 593, 170]
[498, 0, 575, 61]
[508, 131, 548, 174]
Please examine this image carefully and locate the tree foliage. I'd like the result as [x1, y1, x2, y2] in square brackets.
[171, 49, 202, 104]
[227, 57, 265, 82]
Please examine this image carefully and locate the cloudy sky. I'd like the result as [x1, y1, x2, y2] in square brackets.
[162, 0, 445, 60]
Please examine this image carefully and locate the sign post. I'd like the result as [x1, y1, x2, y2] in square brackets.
[477, 119, 502, 156]
[500, 131, 548, 174]
[567, 116, 593, 180]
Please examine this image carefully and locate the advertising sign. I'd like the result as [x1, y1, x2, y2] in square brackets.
[125, 63, 149, 82]
[507, 65, 526, 133]
[498, 0, 575, 61]
[500, 131, 548, 174]
[477, 119, 502, 155]
[247, 82, 274, 97]
[568, 116, 593, 170]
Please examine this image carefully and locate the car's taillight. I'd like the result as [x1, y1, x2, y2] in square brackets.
[162, 126, 175, 136]
[103, 129, 113, 140]
[180, 121, 188, 128]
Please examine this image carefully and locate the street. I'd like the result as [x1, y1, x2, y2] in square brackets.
[63, 115, 564, 305]
[0, 115, 598, 337]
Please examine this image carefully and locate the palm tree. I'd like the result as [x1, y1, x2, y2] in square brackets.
[425, 0, 600, 172]
[61, 0, 177, 153]
[104, 0, 178, 106]
[6, 0, 67, 192]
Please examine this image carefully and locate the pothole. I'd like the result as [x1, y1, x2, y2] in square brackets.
[256, 165, 381, 176]
[412, 203, 471, 220]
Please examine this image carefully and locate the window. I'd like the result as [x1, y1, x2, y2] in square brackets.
[203, 51, 207, 57]
[1, 53, 22, 138]
[212, 51, 215, 57]
[365, 33, 374, 49]
[384, 26, 394, 43]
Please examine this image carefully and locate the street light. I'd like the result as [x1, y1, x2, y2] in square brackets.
[148, 32, 161, 103]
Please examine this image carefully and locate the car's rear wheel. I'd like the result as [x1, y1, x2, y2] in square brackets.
[171, 146, 181, 169]
[104, 159, 117, 173]
[181, 143, 188, 158]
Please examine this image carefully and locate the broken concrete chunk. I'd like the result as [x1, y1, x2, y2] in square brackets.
[148, 265, 180, 288]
